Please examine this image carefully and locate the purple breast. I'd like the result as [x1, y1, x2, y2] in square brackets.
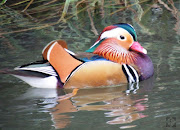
[135, 53, 154, 81]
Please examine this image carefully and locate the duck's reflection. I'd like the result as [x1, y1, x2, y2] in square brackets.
[50, 78, 153, 129]
[50, 99, 77, 129]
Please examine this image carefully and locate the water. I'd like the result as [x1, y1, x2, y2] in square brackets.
[0, 1, 180, 130]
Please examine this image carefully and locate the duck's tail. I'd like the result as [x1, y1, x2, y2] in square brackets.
[42, 40, 83, 83]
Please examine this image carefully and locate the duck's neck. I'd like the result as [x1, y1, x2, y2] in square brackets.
[134, 53, 154, 81]
[93, 44, 137, 64]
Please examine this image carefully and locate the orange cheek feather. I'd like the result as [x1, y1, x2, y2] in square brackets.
[119, 34, 133, 50]
[93, 38, 136, 64]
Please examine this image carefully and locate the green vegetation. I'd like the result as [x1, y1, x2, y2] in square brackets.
[0, 0, 179, 35]
[0, 0, 7, 5]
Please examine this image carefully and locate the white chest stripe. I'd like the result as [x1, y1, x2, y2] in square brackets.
[128, 65, 139, 82]
[123, 64, 135, 83]
[122, 64, 139, 83]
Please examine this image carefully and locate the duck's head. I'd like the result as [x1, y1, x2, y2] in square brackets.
[86, 23, 147, 64]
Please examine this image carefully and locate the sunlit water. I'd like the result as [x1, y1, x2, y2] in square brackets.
[0, 1, 180, 130]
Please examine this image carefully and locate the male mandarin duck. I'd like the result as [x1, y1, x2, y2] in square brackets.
[10, 23, 154, 89]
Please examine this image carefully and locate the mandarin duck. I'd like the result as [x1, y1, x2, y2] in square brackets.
[9, 23, 153, 89]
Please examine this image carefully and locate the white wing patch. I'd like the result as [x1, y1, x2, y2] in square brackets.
[15, 66, 58, 76]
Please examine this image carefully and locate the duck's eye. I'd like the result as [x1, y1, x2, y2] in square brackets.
[120, 35, 125, 40]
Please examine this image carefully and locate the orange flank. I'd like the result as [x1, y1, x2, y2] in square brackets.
[43, 42, 83, 83]
[64, 60, 128, 88]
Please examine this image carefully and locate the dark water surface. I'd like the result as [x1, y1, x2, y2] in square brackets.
[0, 1, 180, 130]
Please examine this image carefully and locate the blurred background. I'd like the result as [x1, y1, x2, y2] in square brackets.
[0, 0, 179, 130]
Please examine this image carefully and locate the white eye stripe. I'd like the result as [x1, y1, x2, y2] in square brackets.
[100, 28, 132, 41]
[90, 27, 133, 49]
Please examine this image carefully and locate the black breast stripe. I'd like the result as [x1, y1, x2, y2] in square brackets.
[122, 64, 139, 83]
